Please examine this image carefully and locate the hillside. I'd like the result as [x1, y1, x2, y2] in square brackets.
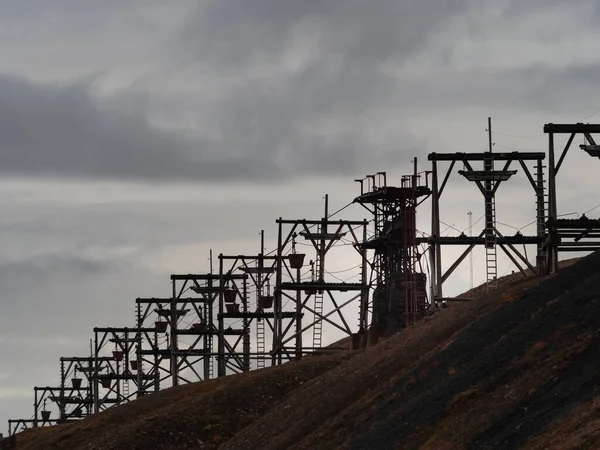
[6, 254, 600, 449]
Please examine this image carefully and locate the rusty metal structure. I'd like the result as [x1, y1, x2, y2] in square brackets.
[424, 119, 546, 302]
[354, 160, 431, 341]
[544, 123, 600, 272]
[8, 119, 600, 437]
[273, 196, 370, 359]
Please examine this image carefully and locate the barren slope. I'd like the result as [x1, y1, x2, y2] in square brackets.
[6, 256, 596, 450]
[10, 354, 351, 450]
[226, 254, 600, 449]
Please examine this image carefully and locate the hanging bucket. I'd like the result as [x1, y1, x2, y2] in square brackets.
[223, 289, 237, 303]
[100, 378, 111, 389]
[192, 323, 206, 331]
[130, 361, 138, 371]
[155, 321, 168, 332]
[288, 253, 306, 269]
[72, 378, 82, 389]
[41, 411, 51, 421]
[259, 296, 274, 309]
[306, 288, 316, 296]
[72, 407, 82, 418]
[112, 351, 123, 362]
[225, 303, 235, 314]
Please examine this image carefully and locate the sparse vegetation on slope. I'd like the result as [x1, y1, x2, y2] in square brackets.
[9, 255, 600, 450]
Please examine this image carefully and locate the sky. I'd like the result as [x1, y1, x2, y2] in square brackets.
[2, 0, 600, 434]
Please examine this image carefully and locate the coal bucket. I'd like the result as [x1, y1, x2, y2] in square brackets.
[288, 253, 305, 269]
[259, 295, 274, 309]
[223, 289, 237, 303]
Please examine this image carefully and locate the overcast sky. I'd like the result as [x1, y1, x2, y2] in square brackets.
[2, 0, 600, 433]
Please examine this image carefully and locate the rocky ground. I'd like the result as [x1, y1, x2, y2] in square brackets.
[5, 254, 600, 449]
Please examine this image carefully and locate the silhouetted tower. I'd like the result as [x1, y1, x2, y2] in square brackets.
[354, 160, 431, 340]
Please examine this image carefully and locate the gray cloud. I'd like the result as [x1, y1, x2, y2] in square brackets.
[4, 1, 600, 184]
[179, 0, 469, 69]
[0, 72, 407, 183]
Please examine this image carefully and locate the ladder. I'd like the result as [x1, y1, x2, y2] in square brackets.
[207, 329, 214, 379]
[312, 255, 324, 350]
[535, 161, 548, 271]
[485, 196, 498, 288]
[122, 379, 129, 400]
[312, 291, 324, 350]
[256, 317, 265, 369]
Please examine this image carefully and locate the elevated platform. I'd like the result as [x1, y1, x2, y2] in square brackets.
[97, 374, 154, 381]
[429, 151, 545, 161]
[137, 297, 208, 303]
[544, 123, 600, 133]
[189, 286, 221, 294]
[354, 185, 431, 204]
[300, 232, 346, 240]
[279, 282, 368, 292]
[218, 312, 299, 319]
[49, 396, 93, 405]
[580, 144, 600, 157]
[239, 267, 276, 274]
[170, 273, 247, 281]
[550, 217, 600, 229]
[171, 329, 245, 336]
[417, 235, 539, 245]
[458, 170, 517, 182]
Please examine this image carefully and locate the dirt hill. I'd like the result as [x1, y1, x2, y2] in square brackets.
[7, 254, 600, 450]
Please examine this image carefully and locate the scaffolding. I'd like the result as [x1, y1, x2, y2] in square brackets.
[426, 146, 545, 302]
[273, 196, 370, 362]
[354, 161, 431, 342]
[217, 230, 294, 376]
[544, 123, 600, 272]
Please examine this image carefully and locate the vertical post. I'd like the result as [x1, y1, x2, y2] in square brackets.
[33, 389, 39, 428]
[170, 280, 178, 387]
[319, 195, 328, 283]
[295, 267, 302, 360]
[273, 219, 283, 365]
[203, 279, 211, 380]
[360, 220, 369, 333]
[136, 307, 143, 397]
[535, 157, 545, 273]
[59, 358, 66, 421]
[468, 211, 473, 289]
[257, 230, 264, 361]
[242, 277, 250, 371]
[547, 132, 558, 273]
[484, 117, 494, 242]
[93, 331, 99, 414]
[115, 333, 121, 404]
[88, 340, 93, 415]
[153, 319, 159, 392]
[218, 255, 225, 376]
[430, 159, 442, 302]
[488, 117, 493, 153]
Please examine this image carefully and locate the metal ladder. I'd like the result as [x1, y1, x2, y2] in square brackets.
[535, 161, 548, 270]
[313, 291, 324, 350]
[122, 379, 129, 400]
[207, 327, 214, 379]
[312, 256, 324, 350]
[256, 317, 265, 369]
[485, 196, 498, 288]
